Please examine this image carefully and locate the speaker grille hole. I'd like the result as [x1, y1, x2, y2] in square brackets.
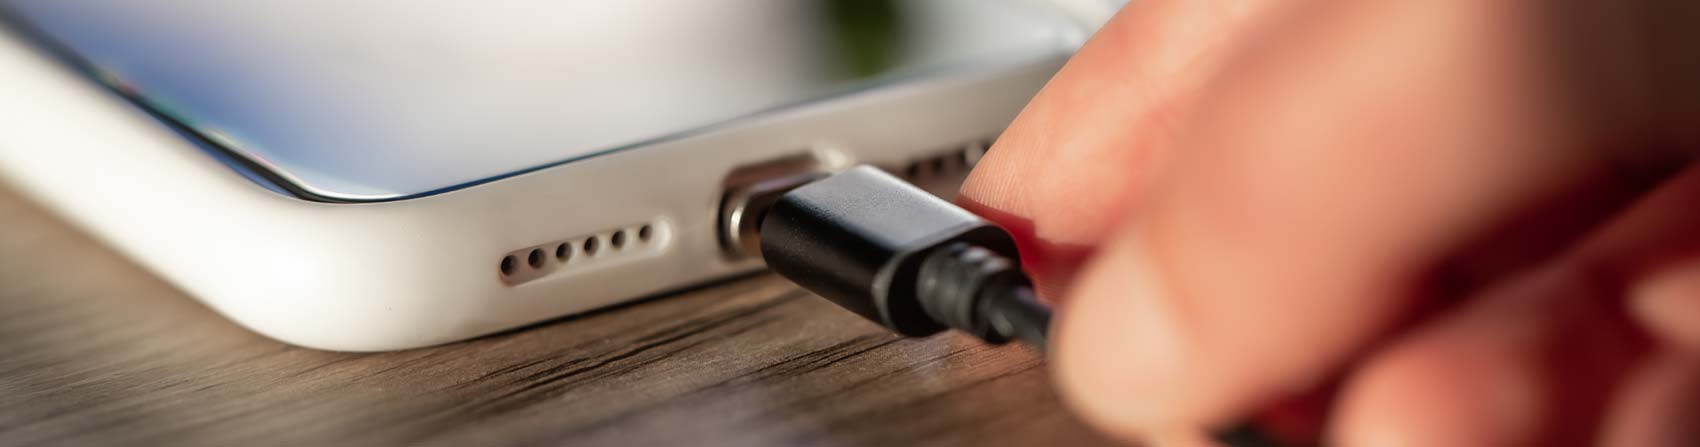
[555, 243, 571, 262]
[583, 237, 600, 256]
[638, 225, 653, 242]
[527, 249, 545, 268]
[500, 255, 517, 276]
[900, 134, 995, 181]
[611, 230, 627, 249]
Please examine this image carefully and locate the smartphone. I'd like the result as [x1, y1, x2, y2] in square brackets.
[0, 1, 1110, 350]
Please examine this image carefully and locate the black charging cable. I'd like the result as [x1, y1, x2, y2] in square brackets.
[734, 165, 1288, 447]
[750, 165, 1051, 349]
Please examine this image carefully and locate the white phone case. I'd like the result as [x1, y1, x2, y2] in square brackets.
[0, 21, 1090, 350]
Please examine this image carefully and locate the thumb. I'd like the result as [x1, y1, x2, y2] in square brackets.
[960, 0, 1276, 299]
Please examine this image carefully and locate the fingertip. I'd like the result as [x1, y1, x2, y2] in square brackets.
[1051, 223, 1263, 442]
[1051, 224, 1194, 440]
[958, 134, 1044, 222]
[1331, 328, 1540, 447]
[959, 0, 1266, 269]
[1630, 258, 1700, 350]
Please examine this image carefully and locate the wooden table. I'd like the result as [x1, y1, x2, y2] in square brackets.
[0, 187, 1111, 446]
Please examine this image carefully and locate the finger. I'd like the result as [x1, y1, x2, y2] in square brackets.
[958, 0, 1275, 298]
[1334, 165, 1700, 445]
[1631, 258, 1700, 350]
[1329, 264, 1650, 446]
[1051, 0, 1650, 440]
[1602, 352, 1700, 446]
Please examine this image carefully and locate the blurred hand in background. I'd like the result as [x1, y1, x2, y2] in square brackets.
[961, 1, 1700, 445]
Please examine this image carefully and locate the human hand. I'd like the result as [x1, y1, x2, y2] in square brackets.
[961, 1, 1700, 445]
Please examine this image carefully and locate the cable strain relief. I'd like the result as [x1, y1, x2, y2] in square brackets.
[916, 242, 1029, 343]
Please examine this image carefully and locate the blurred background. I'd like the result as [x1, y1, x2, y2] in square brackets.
[3, 0, 1098, 199]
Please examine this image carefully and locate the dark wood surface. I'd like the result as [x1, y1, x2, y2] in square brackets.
[0, 187, 1112, 446]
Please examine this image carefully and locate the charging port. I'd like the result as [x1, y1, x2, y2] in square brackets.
[718, 155, 829, 259]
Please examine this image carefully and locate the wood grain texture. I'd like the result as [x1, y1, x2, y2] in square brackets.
[0, 187, 1112, 446]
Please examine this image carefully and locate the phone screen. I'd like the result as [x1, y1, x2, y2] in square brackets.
[3, 0, 1082, 201]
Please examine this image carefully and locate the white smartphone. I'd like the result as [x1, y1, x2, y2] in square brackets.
[0, 1, 1111, 351]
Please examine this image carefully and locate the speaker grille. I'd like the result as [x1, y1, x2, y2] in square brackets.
[899, 135, 995, 198]
[499, 222, 663, 285]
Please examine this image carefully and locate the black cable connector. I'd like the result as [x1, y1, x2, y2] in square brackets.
[754, 166, 1051, 349]
[743, 165, 1286, 446]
